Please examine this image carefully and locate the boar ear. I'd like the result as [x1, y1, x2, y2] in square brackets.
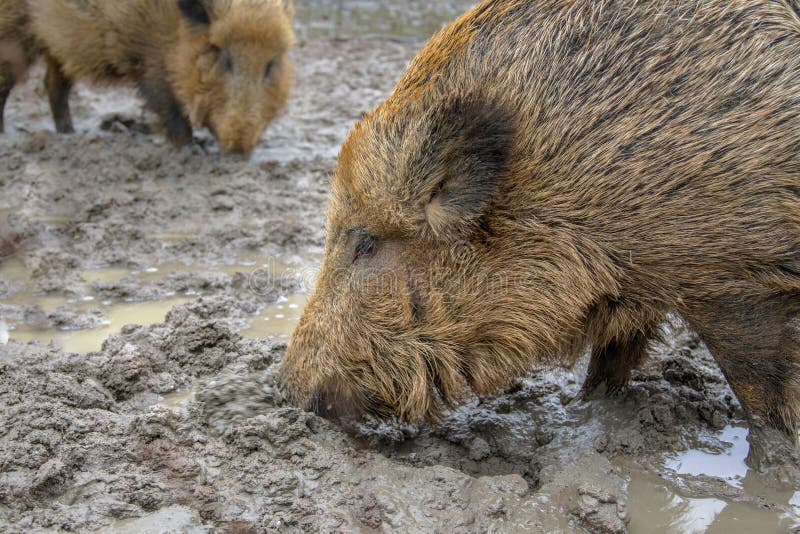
[178, 0, 212, 26]
[423, 96, 514, 237]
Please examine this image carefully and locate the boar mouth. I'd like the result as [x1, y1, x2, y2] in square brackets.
[306, 384, 367, 431]
[316, 357, 457, 425]
[306, 379, 402, 430]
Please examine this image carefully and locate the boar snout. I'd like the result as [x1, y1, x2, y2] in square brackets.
[215, 124, 260, 156]
[280, 340, 366, 427]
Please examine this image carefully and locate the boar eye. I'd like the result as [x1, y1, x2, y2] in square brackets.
[219, 50, 233, 72]
[264, 57, 278, 79]
[353, 234, 377, 263]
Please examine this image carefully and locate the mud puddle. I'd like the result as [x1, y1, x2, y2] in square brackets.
[110, 506, 208, 534]
[0, 247, 315, 353]
[243, 293, 309, 341]
[6, 297, 190, 353]
[158, 385, 199, 413]
[665, 426, 749, 484]
[624, 425, 800, 532]
[627, 473, 798, 533]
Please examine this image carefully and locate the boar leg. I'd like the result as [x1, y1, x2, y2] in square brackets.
[584, 323, 657, 394]
[44, 56, 74, 134]
[0, 67, 13, 133]
[685, 291, 800, 446]
[137, 77, 192, 147]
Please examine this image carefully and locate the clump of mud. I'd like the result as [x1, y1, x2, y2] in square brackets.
[1, 1, 799, 532]
[0, 318, 553, 532]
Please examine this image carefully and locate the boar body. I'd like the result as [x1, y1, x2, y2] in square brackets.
[0, 0, 294, 153]
[282, 0, 800, 467]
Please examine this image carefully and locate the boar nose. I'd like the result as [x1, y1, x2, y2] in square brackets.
[307, 385, 364, 428]
[214, 117, 259, 155]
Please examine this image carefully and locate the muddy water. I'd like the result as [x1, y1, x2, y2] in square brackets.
[665, 426, 749, 484]
[0, 194, 316, 355]
[0, 255, 183, 353]
[0, 245, 315, 353]
[625, 426, 800, 533]
[8, 298, 190, 353]
[244, 293, 309, 340]
[159, 385, 199, 413]
[627, 482, 798, 533]
[110, 506, 207, 534]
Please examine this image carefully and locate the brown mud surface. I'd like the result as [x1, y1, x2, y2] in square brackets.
[1, 2, 798, 532]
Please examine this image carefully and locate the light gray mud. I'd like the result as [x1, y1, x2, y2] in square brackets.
[1, 1, 799, 532]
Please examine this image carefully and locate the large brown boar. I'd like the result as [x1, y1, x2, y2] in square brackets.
[0, 0, 294, 154]
[280, 0, 800, 468]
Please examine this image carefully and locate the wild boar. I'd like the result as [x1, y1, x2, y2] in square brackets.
[0, 0, 294, 154]
[280, 0, 800, 468]
[0, 5, 38, 132]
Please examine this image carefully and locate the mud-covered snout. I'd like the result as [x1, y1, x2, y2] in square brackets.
[305, 384, 368, 429]
[278, 298, 399, 427]
[279, 345, 368, 430]
[205, 66, 292, 155]
[278, 243, 458, 425]
[217, 130, 260, 156]
[210, 52, 294, 155]
[207, 113, 265, 156]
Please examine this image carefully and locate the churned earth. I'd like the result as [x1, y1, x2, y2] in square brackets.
[0, 1, 799, 532]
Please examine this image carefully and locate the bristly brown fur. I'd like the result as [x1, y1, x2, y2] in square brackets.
[0, 0, 294, 153]
[281, 0, 800, 444]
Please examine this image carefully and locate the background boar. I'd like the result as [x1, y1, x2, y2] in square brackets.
[0, 0, 294, 153]
[281, 0, 800, 468]
[0, 3, 39, 132]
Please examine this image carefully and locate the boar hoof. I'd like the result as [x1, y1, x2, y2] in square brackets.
[54, 117, 75, 134]
[165, 111, 193, 147]
[580, 382, 625, 401]
[747, 425, 800, 486]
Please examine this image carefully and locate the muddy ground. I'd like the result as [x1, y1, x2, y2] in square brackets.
[1, 1, 799, 532]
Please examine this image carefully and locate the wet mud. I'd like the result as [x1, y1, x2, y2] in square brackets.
[1, 1, 799, 532]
